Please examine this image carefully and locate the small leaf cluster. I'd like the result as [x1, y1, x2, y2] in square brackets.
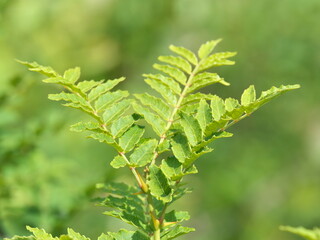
[16, 40, 299, 240]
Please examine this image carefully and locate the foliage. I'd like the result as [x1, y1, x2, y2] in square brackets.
[280, 226, 320, 240]
[9, 40, 299, 239]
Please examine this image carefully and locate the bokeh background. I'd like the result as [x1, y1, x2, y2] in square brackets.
[0, 0, 319, 240]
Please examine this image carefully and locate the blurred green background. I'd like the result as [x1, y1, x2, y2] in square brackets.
[0, 0, 319, 240]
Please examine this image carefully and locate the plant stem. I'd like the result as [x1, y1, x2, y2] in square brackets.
[153, 228, 161, 240]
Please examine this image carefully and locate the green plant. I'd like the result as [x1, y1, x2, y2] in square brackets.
[8, 40, 299, 240]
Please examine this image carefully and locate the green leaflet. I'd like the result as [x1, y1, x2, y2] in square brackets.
[67, 228, 90, 240]
[196, 99, 212, 134]
[194, 131, 233, 152]
[198, 51, 237, 72]
[224, 98, 245, 119]
[143, 74, 181, 95]
[63, 67, 81, 84]
[132, 102, 166, 136]
[169, 45, 198, 66]
[62, 102, 91, 113]
[157, 139, 170, 153]
[88, 132, 114, 144]
[153, 63, 187, 85]
[161, 225, 195, 240]
[158, 56, 192, 74]
[164, 210, 190, 223]
[198, 39, 222, 59]
[110, 155, 127, 169]
[88, 77, 125, 102]
[180, 102, 199, 114]
[88, 132, 122, 152]
[111, 115, 136, 138]
[95, 90, 129, 112]
[17, 60, 58, 78]
[241, 85, 256, 106]
[211, 95, 226, 121]
[193, 72, 230, 86]
[144, 78, 178, 106]
[183, 147, 213, 167]
[134, 93, 171, 120]
[147, 164, 173, 202]
[102, 99, 132, 124]
[181, 92, 216, 105]
[129, 139, 157, 167]
[187, 72, 229, 94]
[76, 80, 103, 93]
[70, 121, 101, 133]
[171, 134, 192, 164]
[204, 120, 229, 137]
[280, 226, 320, 240]
[161, 157, 198, 181]
[225, 97, 240, 112]
[187, 76, 223, 94]
[48, 92, 89, 106]
[119, 125, 145, 152]
[179, 112, 202, 146]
